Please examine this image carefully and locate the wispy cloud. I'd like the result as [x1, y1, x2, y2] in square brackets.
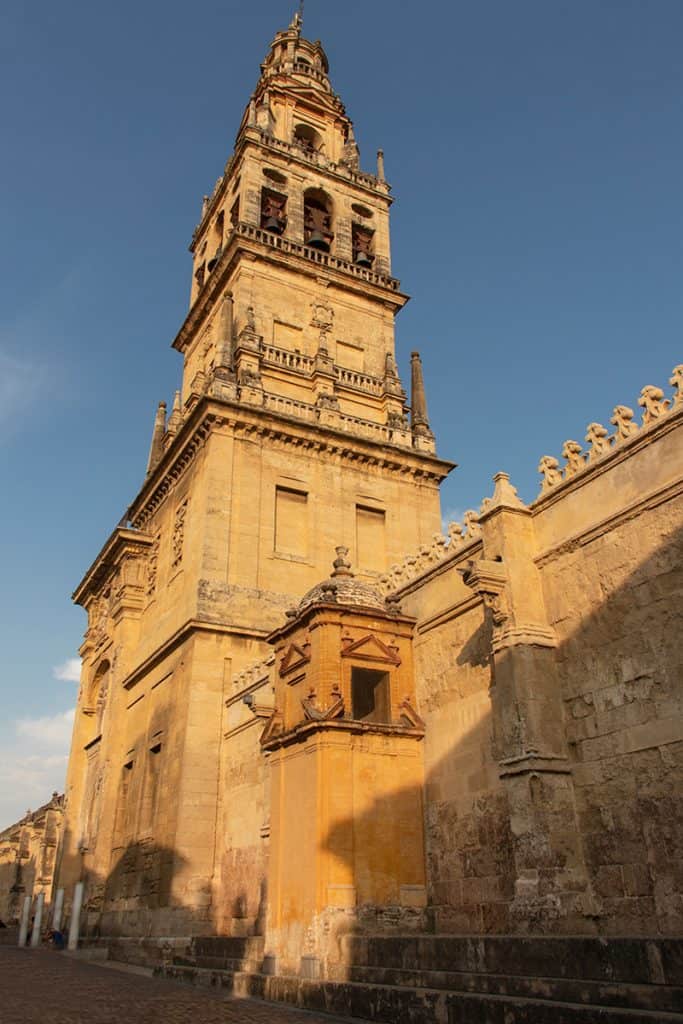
[15, 708, 75, 747]
[0, 709, 75, 825]
[0, 753, 69, 823]
[53, 657, 81, 683]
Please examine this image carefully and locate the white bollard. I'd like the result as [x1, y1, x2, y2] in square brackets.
[52, 887, 65, 933]
[30, 893, 45, 947]
[17, 895, 32, 947]
[67, 881, 84, 951]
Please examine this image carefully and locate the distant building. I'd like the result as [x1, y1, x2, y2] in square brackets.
[15, 13, 682, 1019]
[0, 794, 64, 925]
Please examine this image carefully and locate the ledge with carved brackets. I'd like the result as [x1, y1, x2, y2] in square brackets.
[261, 717, 425, 752]
[498, 751, 572, 778]
[458, 558, 509, 628]
[491, 624, 558, 655]
[73, 527, 154, 607]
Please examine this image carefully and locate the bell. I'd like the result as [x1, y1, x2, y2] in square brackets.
[307, 231, 329, 252]
[207, 246, 222, 273]
[263, 216, 283, 234]
[355, 250, 372, 268]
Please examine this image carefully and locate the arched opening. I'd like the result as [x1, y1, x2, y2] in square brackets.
[303, 188, 333, 252]
[293, 122, 323, 155]
[207, 211, 224, 272]
[260, 187, 287, 235]
[87, 658, 110, 736]
[352, 223, 375, 267]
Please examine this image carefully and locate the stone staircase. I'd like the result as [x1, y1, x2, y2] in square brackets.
[153, 934, 683, 1022]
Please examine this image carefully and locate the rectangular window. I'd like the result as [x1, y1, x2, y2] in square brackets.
[356, 505, 386, 572]
[275, 486, 308, 558]
[351, 668, 391, 724]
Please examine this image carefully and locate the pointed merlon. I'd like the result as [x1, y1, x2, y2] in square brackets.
[167, 391, 182, 436]
[410, 351, 431, 436]
[146, 401, 167, 477]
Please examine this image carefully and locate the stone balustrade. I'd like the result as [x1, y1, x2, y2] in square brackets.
[234, 222, 400, 290]
[333, 366, 384, 395]
[261, 344, 315, 374]
[537, 364, 683, 496]
[255, 130, 381, 191]
[263, 393, 318, 423]
[260, 344, 384, 398]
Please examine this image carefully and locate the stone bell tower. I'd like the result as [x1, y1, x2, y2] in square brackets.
[58, 13, 453, 940]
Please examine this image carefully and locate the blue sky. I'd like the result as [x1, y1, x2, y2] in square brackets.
[1, 0, 681, 824]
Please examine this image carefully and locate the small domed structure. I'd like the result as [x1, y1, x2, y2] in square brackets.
[296, 546, 387, 615]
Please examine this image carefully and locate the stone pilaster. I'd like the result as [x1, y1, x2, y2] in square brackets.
[463, 473, 599, 932]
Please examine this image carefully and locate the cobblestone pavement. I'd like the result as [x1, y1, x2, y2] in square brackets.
[0, 947, 363, 1024]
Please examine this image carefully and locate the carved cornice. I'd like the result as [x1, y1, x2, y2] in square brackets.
[128, 394, 453, 530]
[261, 716, 425, 752]
[73, 528, 153, 606]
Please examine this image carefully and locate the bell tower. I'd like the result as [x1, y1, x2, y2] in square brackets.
[59, 14, 453, 942]
[176, 13, 425, 451]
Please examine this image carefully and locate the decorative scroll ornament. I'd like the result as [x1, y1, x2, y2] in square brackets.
[462, 510, 481, 539]
[585, 422, 610, 461]
[639, 385, 671, 426]
[561, 440, 585, 478]
[610, 405, 639, 444]
[535, 362, 680, 497]
[448, 521, 463, 545]
[538, 455, 562, 491]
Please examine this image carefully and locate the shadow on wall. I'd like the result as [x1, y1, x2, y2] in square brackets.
[321, 517, 683, 968]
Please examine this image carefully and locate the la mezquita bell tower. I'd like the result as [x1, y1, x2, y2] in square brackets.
[58, 12, 453, 939]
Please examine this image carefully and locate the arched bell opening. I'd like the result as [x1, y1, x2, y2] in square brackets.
[293, 122, 323, 155]
[352, 222, 375, 268]
[260, 187, 288, 235]
[303, 188, 333, 252]
[207, 211, 224, 272]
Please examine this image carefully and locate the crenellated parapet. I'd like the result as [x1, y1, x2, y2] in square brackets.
[537, 364, 683, 496]
[378, 506, 487, 594]
[231, 652, 276, 699]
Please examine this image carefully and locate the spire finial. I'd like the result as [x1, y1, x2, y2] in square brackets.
[290, 1, 304, 32]
[410, 351, 431, 436]
[145, 400, 167, 477]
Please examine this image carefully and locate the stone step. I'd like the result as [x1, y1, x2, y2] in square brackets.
[189, 935, 264, 960]
[348, 964, 683, 1015]
[155, 965, 683, 1024]
[174, 953, 263, 973]
[344, 935, 683, 986]
[446, 990, 683, 1024]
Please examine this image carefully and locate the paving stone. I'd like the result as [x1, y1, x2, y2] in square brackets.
[0, 947, 365, 1024]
